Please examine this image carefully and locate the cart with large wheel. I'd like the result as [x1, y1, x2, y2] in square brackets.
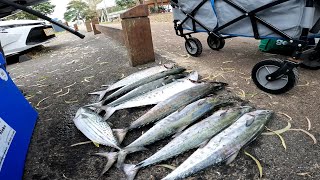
[171, 0, 320, 94]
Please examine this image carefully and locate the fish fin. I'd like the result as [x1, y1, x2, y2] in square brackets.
[116, 146, 148, 169]
[225, 151, 239, 165]
[101, 84, 110, 87]
[83, 101, 103, 109]
[172, 131, 183, 139]
[176, 125, 188, 134]
[88, 89, 108, 101]
[94, 152, 119, 176]
[100, 106, 116, 121]
[187, 71, 199, 81]
[198, 139, 210, 148]
[246, 118, 255, 127]
[122, 164, 140, 180]
[113, 128, 129, 144]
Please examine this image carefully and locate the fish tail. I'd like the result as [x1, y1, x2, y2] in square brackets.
[116, 146, 147, 169]
[95, 152, 119, 176]
[101, 106, 116, 121]
[88, 89, 108, 101]
[113, 128, 129, 144]
[122, 164, 140, 180]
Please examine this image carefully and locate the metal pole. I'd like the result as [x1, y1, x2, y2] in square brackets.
[0, 0, 85, 39]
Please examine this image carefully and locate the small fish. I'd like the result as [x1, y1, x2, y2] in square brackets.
[89, 64, 176, 101]
[122, 106, 252, 180]
[73, 107, 120, 150]
[162, 110, 273, 180]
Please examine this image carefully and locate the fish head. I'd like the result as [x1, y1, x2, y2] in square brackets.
[163, 63, 176, 69]
[74, 107, 102, 122]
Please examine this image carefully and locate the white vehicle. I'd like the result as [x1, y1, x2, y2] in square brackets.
[0, 20, 55, 56]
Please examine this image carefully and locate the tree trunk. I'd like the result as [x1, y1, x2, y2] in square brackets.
[153, 0, 159, 12]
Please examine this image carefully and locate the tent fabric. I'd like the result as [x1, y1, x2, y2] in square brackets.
[173, 0, 319, 39]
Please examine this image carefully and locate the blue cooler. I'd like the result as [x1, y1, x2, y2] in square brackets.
[0, 52, 38, 180]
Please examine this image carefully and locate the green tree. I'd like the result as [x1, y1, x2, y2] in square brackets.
[115, 0, 136, 9]
[86, 0, 103, 10]
[6, 2, 55, 20]
[64, 0, 96, 22]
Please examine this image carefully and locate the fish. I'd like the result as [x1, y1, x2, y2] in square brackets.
[114, 82, 227, 144]
[116, 97, 229, 168]
[122, 106, 253, 180]
[108, 74, 185, 107]
[73, 107, 120, 150]
[162, 110, 273, 180]
[89, 64, 175, 101]
[95, 98, 229, 175]
[102, 66, 186, 103]
[94, 71, 200, 121]
[90, 73, 186, 109]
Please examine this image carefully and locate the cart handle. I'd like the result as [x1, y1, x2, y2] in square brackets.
[0, 0, 85, 39]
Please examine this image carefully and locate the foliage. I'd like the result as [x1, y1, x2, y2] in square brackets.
[64, 0, 97, 22]
[5, 2, 55, 20]
[115, 0, 136, 9]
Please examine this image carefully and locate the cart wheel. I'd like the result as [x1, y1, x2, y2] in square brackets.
[207, 35, 225, 50]
[185, 37, 202, 57]
[251, 59, 298, 94]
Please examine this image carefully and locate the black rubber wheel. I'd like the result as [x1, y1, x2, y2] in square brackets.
[185, 37, 202, 57]
[207, 35, 225, 50]
[251, 59, 299, 94]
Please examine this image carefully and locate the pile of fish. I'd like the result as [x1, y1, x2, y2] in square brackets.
[72, 64, 273, 179]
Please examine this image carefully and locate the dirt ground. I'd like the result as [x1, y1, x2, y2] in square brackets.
[5, 13, 320, 180]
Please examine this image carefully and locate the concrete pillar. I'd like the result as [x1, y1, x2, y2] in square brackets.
[121, 5, 155, 67]
[91, 17, 101, 35]
[85, 21, 93, 32]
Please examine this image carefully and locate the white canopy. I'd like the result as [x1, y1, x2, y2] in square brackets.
[96, 0, 116, 10]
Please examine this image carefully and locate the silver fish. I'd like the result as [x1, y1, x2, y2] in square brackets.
[102, 67, 186, 102]
[162, 110, 273, 180]
[73, 107, 120, 150]
[123, 106, 252, 180]
[96, 98, 228, 176]
[97, 71, 200, 121]
[116, 97, 229, 168]
[89, 64, 174, 101]
[114, 82, 227, 144]
[108, 74, 185, 107]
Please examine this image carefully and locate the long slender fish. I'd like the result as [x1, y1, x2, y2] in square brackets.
[89, 64, 174, 101]
[123, 106, 252, 180]
[102, 66, 186, 102]
[162, 110, 273, 180]
[96, 98, 228, 176]
[97, 71, 200, 121]
[116, 98, 229, 168]
[114, 82, 227, 143]
[88, 74, 185, 109]
[73, 107, 120, 150]
[109, 74, 185, 107]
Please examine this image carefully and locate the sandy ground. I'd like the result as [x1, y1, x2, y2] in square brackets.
[5, 13, 320, 180]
